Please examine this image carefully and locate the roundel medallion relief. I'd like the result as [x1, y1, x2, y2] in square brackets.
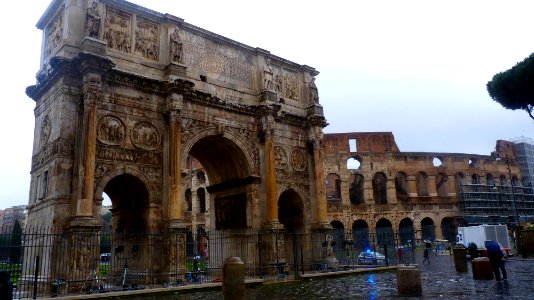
[97, 115, 125, 146]
[40, 115, 51, 146]
[290, 148, 307, 171]
[131, 121, 160, 150]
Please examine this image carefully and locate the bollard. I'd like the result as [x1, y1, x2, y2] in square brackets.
[471, 257, 493, 280]
[397, 265, 422, 297]
[223, 257, 245, 300]
[453, 245, 468, 272]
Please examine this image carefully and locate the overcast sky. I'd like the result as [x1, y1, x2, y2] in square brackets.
[0, 0, 533, 210]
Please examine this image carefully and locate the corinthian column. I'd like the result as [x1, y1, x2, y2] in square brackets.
[312, 139, 328, 225]
[264, 129, 279, 223]
[77, 91, 98, 219]
[167, 93, 185, 228]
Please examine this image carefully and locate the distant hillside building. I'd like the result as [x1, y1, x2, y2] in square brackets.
[1, 205, 27, 228]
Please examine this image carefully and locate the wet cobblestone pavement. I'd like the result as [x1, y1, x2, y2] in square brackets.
[133, 250, 534, 299]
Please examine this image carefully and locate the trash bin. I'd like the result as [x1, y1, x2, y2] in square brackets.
[453, 245, 468, 272]
[471, 257, 493, 280]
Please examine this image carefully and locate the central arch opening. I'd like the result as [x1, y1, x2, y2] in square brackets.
[188, 135, 252, 231]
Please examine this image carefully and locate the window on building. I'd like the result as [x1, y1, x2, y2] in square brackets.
[42, 171, 48, 198]
[416, 172, 429, 196]
[373, 172, 388, 204]
[436, 173, 449, 197]
[197, 188, 206, 213]
[347, 157, 361, 170]
[349, 174, 364, 205]
[395, 172, 409, 201]
[326, 173, 342, 200]
[196, 171, 206, 184]
[349, 138, 357, 152]
[185, 189, 192, 212]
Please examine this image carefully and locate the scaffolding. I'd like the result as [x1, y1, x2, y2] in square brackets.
[512, 136, 534, 189]
[457, 181, 534, 225]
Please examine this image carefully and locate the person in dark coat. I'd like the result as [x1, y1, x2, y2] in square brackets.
[423, 248, 430, 264]
[0, 271, 14, 300]
[485, 240, 507, 281]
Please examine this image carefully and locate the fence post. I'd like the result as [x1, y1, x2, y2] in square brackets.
[33, 255, 39, 299]
[258, 233, 263, 279]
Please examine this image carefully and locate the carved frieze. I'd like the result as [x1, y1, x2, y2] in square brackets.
[32, 138, 74, 170]
[104, 9, 131, 53]
[131, 122, 160, 150]
[181, 119, 217, 143]
[40, 115, 51, 147]
[97, 115, 125, 146]
[135, 19, 159, 60]
[46, 11, 64, 56]
[290, 148, 307, 172]
[276, 168, 309, 185]
[274, 146, 288, 169]
[96, 144, 162, 165]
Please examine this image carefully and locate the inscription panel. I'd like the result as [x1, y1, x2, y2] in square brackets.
[182, 32, 254, 88]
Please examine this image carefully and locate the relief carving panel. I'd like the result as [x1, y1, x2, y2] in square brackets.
[135, 19, 159, 60]
[96, 144, 162, 165]
[40, 115, 51, 147]
[290, 148, 307, 171]
[46, 12, 64, 56]
[131, 122, 160, 150]
[274, 146, 287, 169]
[97, 115, 125, 146]
[282, 69, 299, 101]
[32, 138, 74, 170]
[104, 9, 131, 53]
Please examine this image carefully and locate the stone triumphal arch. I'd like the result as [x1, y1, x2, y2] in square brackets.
[24, 0, 329, 286]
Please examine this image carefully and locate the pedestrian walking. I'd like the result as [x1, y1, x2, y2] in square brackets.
[397, 247, 405, 264]
[423, 248, 430, 264]
[485, 240, 507, 281]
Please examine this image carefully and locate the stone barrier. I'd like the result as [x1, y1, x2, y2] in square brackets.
[471, 257, 493, 280]
[223, 257, 245, 300]
[453, 245, 468, 272]
[397, 265, 422, 297]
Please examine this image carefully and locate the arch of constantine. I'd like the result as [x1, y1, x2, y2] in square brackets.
[24, 0, 329, 289]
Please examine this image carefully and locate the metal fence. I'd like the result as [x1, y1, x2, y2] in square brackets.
[0, 225, 431, 298]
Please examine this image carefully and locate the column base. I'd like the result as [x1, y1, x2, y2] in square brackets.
[263, 220, 284, 231]
[69, 216, 97, 228]
[313, 221, 333, 231]
[168, 220, 189, 231]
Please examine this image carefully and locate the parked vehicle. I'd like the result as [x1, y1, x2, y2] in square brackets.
[456, 225, 512, 255]
[357, 251, 386, 265]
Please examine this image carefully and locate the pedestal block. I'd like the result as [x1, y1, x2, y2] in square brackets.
[472, 257, 494, 280]
[397, 265, 422, 297]
[223, 257, 245, 300]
